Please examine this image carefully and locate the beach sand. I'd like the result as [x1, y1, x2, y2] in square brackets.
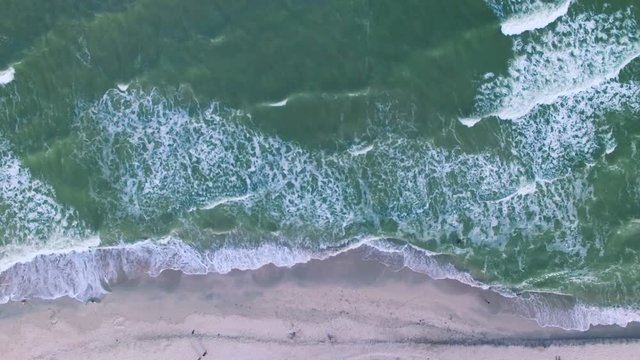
[1, 249, 639, 359]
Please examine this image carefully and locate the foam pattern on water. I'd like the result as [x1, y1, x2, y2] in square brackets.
[509, 292, 640, 331]
[0, 237, 312, 302]
[73, 87, 595, 256]
[508, 80, 640, 179]
[0, 140, 90, 271]
[466, 9, 640, 123]
[75, 88, 357, 234]
[76, 89, 252, 218]
[457, 6, 640, 255]
[485, 0, 572, 36]
[367, 138, 591, 254]
[0, 66, 15, 86]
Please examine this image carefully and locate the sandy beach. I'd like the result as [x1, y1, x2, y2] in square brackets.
[1, 249, 639, 359]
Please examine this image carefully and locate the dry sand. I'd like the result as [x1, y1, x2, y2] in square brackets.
[0, 249, 638, 359]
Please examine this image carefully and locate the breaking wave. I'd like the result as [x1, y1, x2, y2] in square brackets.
[0, 139, 92, 273]
[463, 8, 640, 125]
[486, 0, 572, 36]
[72, 87, 592, 253]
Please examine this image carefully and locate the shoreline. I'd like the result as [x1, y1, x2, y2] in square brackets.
[2, 249, 640, 359]
[2, 239, 640, 331]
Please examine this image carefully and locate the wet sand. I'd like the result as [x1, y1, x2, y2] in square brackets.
[1, 248, 639, 359]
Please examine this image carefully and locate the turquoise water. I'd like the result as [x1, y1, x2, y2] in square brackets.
[1, 0, 640, 328]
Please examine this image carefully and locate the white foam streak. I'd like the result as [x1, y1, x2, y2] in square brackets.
[366, 239, 490, 289]
[500, 0, 572, 36]
[0, 236, 374, 303]
[116, 83, 130, 92]
[491, 180, 537, 203]
[346, 88, 369, 97]
[492, 50, 640, 121]
[267, 98, 288, 107]
[0, 235, 489, 302]
[0, 66, 15, 86]
[195, 194, 253, 211]
[347, 144, 374, 156]
[511, 293, 640, 331]
[459, 116, 482, 128]
[0, 236, 100, 273]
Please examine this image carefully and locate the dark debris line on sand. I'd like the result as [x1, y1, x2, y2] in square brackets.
[129, 328, 640, 351]
[190, 329, 208, 360]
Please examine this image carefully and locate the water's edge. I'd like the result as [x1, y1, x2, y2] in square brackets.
[1, 237, 639, 332]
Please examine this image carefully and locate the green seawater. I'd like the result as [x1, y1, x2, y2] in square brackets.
[1, 0, 640, 310]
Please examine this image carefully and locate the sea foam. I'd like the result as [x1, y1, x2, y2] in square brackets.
[0, 66, 15, 86]
[0, 140, 90, 273]
[72, 86, 596, 256]
[510, 292, 640, 331]
[464, 9, 640, 125]
[267, 98, 288, 107]
[495, 0, 572, 36]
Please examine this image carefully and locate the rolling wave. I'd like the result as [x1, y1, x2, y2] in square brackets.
[0, 139, 91, 273]
[486, 0, 572, 36]
[462, 8, 640, 125]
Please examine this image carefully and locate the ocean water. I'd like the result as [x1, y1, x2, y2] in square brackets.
[1, 0, 640, 330]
